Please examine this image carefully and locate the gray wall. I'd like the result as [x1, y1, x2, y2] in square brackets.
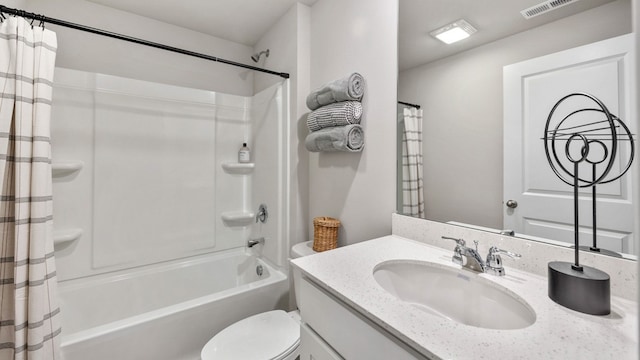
[308, 0, 399, 246]
[398, 0, 632, 229]
[253, 0, 401, 248]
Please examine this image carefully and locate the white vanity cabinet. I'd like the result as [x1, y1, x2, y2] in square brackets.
[297, 275, 430, 360]
[292, 235, 638, 360]
[299, 324, 343, 360]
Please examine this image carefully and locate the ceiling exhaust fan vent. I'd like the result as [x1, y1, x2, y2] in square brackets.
[521, 0, 580, 19]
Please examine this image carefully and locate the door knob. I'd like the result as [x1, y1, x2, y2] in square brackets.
[506, 200, 518, 208]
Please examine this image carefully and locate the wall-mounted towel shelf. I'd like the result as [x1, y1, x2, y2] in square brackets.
[53, 228, 83, 246]
[221, 162, 255, 175]
[52, 161, 84, 177]
[221, 211, 255, 227]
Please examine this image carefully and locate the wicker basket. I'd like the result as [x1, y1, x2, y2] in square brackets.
[313, 217, 340, 252]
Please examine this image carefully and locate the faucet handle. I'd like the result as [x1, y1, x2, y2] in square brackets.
[489, 246, 521, 259]
[441, 236, 466, 247]
[256, 204, 268, 223]
[485, 246, 521, 276]
[441, 236, 465, 265]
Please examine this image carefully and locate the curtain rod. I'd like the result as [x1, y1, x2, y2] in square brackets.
[0, 5, 290, 79]
[398, 101, 421, 109]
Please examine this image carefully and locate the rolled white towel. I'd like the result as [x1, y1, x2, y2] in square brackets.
[304, 124, 364, 152]
[307, 101, 363, 132]
[306, 73, 365, 111]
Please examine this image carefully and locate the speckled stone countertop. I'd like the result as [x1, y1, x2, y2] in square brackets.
[291, 235, 638, 360]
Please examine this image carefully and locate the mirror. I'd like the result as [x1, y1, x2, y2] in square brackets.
[397, 0, 637, 258]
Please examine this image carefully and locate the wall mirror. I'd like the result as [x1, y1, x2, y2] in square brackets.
[397, 0, 638, 259]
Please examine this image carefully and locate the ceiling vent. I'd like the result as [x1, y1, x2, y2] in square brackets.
[520, 0, 580, 19]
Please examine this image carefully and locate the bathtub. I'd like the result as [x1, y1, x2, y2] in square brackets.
[58, 248, 288, 360]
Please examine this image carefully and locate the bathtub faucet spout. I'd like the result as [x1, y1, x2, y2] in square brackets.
[247, 237, 265, 248]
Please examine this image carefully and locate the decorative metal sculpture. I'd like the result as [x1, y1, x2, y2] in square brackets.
[543, 93, 635, 315]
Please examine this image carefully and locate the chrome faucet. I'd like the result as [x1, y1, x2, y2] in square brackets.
[442, 236, 485, 272]
[441, 236, 521, 276]
[247, 237, 265, 248]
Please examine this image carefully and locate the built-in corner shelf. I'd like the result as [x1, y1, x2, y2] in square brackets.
[53, 228, 82, 246]
[221, 211, 255, 227]
[221, 162, 255, 175]
[52, 161, 84, 177]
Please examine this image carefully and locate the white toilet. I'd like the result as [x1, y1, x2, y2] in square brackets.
[200, 241, 317, 360]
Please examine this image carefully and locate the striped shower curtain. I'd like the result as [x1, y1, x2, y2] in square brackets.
[0, 16, 61, 359]
[401, 107, 424, 218]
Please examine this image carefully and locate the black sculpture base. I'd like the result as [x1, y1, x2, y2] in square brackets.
[548, 261, 610, 315]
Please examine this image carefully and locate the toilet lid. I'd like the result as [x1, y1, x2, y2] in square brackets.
[201, 310, 300, 360]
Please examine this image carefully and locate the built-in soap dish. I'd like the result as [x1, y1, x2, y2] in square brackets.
[53, 228, 83, 247]
[52, 161, 84, 177]
[221, 211, 255, 227]
[221, 162, 255, 175]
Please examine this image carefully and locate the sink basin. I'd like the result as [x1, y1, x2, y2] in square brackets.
[373, 260, 536, 330]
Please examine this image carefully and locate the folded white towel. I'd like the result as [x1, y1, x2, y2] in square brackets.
[307, 101, 363, 132]
[304, 124, 364, 152]
[306, 73, 365, 111]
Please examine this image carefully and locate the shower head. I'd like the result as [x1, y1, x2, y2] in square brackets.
[251, 49, 270, 63]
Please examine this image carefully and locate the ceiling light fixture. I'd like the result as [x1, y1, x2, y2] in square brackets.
[429, 19, 477, 44]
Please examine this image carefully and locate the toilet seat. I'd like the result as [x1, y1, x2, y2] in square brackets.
[201, 310, 300, 360]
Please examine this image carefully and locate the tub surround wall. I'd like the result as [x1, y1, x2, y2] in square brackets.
[250, 83, 288, 267]
[11, 0, 295, 274]
[52, 68, 285, 281]
[393, 214, 637, 301]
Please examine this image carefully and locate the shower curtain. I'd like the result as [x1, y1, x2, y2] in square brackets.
[401, 107, 424, 218]
[0, 16, 61, 360]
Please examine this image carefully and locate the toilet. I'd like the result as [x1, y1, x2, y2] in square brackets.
[200, 241, 317, 360]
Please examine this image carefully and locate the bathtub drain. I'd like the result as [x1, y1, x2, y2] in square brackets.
[256, 265, 264, 277]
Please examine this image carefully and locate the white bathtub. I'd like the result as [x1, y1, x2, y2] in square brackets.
[58, 248, 288, 360]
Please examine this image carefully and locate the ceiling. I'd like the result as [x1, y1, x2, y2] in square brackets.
[399, 0, 616, 70]
[87, 0, 616, 70]
[86, 0, 318, 46]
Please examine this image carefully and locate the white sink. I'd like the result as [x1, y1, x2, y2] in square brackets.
[373, 260, 536, 330]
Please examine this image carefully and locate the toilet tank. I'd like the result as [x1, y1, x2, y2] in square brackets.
[291, 241, 316, 259]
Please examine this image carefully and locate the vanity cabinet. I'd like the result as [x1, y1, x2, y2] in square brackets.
[297, 275, 430, 360]
[299, 324, 343, 360]
[292, 235, 638, 360]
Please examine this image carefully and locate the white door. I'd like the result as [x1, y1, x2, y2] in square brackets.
[503, 34, 636, 255]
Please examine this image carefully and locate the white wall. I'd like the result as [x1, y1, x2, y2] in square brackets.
[398, 0, 632, 229]
[308, 0, 398, 246]
[253, 4, 311, 263]
[10, 0, 254, 95]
